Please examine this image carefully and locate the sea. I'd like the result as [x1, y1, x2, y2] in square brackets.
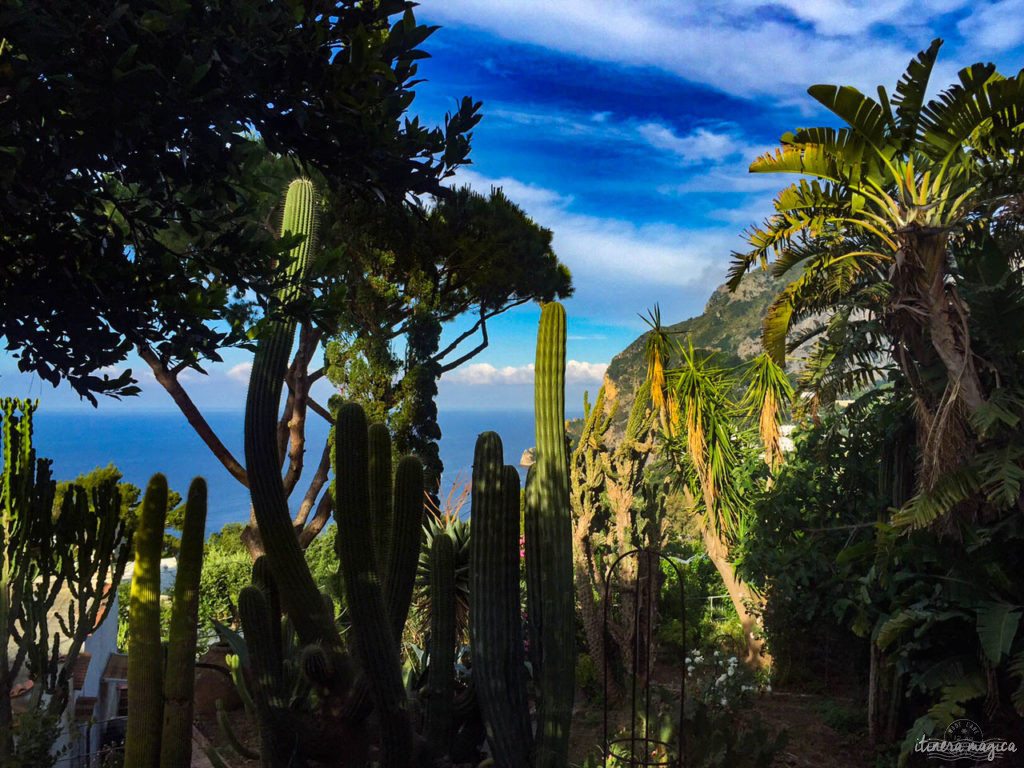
[31, 409, 554, 535]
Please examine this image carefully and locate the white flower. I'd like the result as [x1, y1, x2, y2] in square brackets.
[727, 668, 734, 677]
[716, 674, 727, 685]
[720, 697, 728, 706]
[713, 651, 720, 658]
[685, 657, 691, 664]
[766, 684, 772, 692]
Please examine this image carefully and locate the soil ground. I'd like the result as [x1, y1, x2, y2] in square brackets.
[193, 679, 884, 767]
[753, 689, 877, 768]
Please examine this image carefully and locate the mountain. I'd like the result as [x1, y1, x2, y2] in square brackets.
[597, 268, 786, 437]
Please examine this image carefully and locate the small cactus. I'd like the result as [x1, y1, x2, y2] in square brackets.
[425, 533, 455, 755]
[125, 474, 208, 768]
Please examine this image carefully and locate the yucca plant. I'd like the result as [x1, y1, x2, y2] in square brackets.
[646, 338, 792, 668]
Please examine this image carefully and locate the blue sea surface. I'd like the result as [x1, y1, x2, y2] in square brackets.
[32, 409, 545, 534]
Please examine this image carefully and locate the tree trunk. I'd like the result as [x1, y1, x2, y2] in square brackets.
[701, 528, 770, 669]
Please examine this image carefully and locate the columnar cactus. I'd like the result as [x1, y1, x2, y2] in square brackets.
[125, 474, 208, 768]
[466, 301, 576, 768]
[244, 178, 338, 649]
[333, 403, 416, 768]
[125, 474, 169, 768]
[369, 422, 394, 575]
[527, 302, 576, 768]
[425, 533, 455, 756]
[469, 434, 532, 767]
[160, 478, 208, 768]
[386, 455, 427, 641]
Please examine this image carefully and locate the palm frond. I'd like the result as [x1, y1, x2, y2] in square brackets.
[892, 39, 943, 146]
[806, 85, 889, 150]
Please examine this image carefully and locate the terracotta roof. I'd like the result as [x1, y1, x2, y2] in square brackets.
[71, 653, 92, 691]
[74, 696, 97, 723]
[93, 583, 116, 631]
[102, 653, 128, 681]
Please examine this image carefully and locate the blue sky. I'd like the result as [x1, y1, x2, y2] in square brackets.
[5, 0, 1024, 413]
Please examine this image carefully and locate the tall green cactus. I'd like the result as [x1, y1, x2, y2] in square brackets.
[425, 533, 455, 756]
[160, 478, 208, 768]
[244, 178, 338, 649]
[528, 302, 576, 768]
[125, 474, 169, 768]
[469, 434, 532, 767]
[125, 474, 208, 768]
[237, 584, 300, 766]
[333, 403, 415, 768]
[465, 302, 575, 768]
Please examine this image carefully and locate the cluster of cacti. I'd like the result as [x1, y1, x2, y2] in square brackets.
[569, 380, 665, 694]
[1, 399, 133, 764]
[235, 175, 576, 766]
[124, 473, 208, 768]
[467, 302, 577, 768]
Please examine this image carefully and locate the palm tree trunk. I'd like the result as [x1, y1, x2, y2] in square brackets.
[701, 528, 770, 669]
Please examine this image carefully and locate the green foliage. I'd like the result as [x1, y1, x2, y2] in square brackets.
[817, 699, 866, 736]
[204, 522, 249, 557]
[302, 525, 340, 601]
[1, 0, 480, 402]
[736, 395, 891, 684]
[322, 186, 572, 486]
[657, 541, 731, 653]
[3, 707, 69, 768]
[574, 653, 599, 699]
[1, 399, 132, 763]
[57, 463, 183, 555]
[579, 684, 785, 768]
[741, 386, 1024, 754]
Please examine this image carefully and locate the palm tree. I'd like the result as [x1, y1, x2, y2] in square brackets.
[730, 39, 1024, 490]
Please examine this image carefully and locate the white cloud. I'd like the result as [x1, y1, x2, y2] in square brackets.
[423, 1, 944, 100]
[227, 362, 253, 383]
[566, 360, 610, 382]
[445, 360, 608, 385]
[489, 104, 759, 171]
[958, 0, 1024, 52]
[453, 168, 733, 294]
[636, 124, 749, 165]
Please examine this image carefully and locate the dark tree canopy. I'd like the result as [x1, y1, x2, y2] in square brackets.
[0, 1, 480, 403]
[323, 185, 572, 484]
[323, 185, 572, 416]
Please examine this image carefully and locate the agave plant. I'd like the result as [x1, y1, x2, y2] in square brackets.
[409, 480, 472, 648]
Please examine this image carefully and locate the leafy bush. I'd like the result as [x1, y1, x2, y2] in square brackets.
[196, 548, 253, 643]
[6, 708, 69, 768]
[578, 682, 784, 768]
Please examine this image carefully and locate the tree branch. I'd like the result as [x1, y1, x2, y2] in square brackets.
[136, 343, 248, 487]
[282, 325, 322, 496]
[294, 436, 332, 529]
[298, 490, 333, 549]
[438, 308, 509, 374]
[433, 308, 485, 362]
[308, 397, 333, 423]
